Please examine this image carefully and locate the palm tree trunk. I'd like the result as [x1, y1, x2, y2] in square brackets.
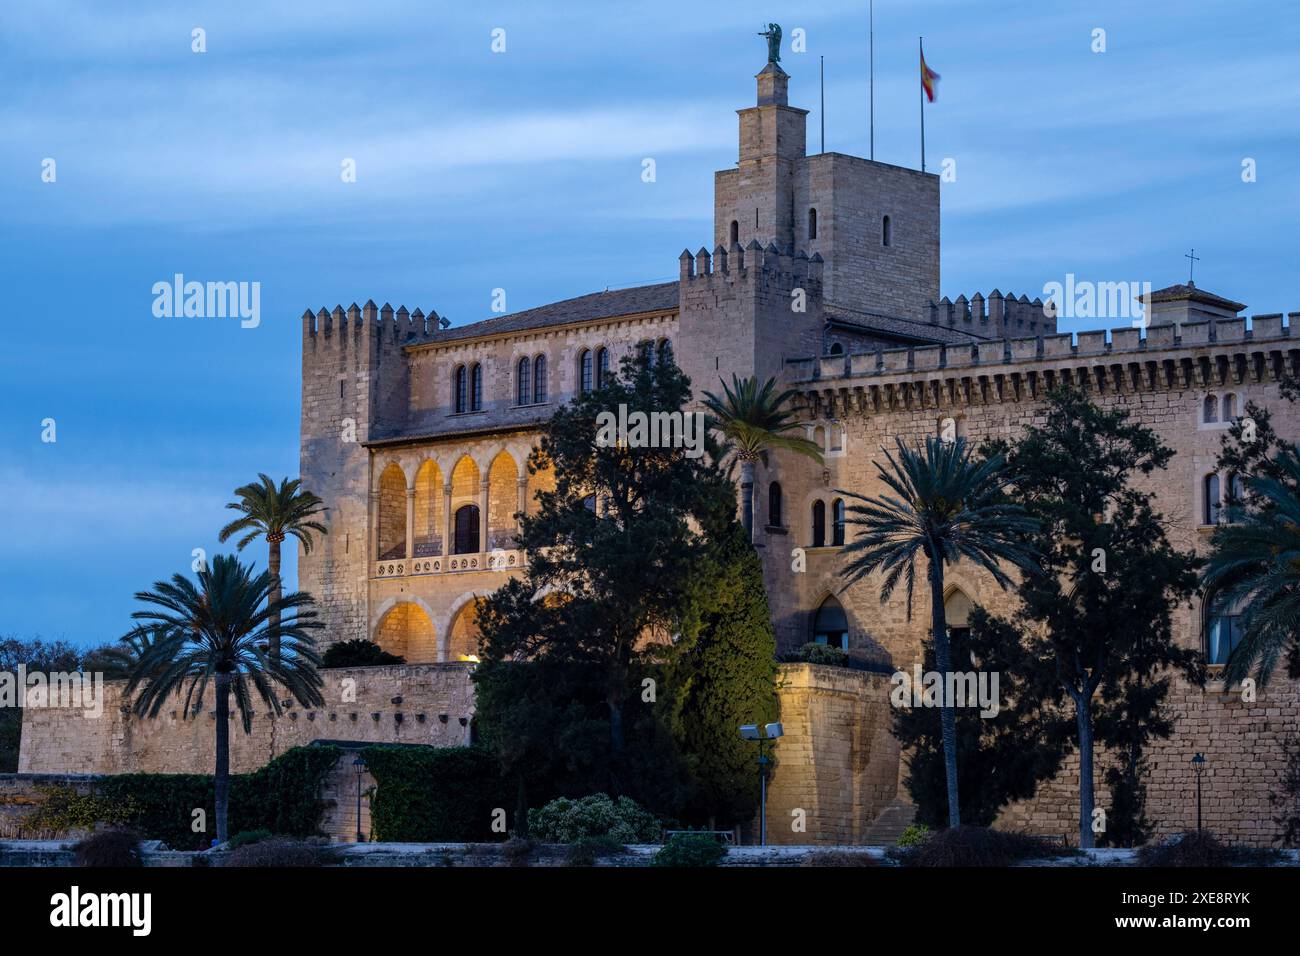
[267, 538, 282, 661]
[739, 459, 756, 543]
[929, 560, 961, 828]
[1076, 694, 1095, 849]
[214, 672, 231, 843]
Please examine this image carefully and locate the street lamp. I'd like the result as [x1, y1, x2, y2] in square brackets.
[1191, 753, 1205, 833]
[353, 754, 368, 843]
[739, 722, 784, 846]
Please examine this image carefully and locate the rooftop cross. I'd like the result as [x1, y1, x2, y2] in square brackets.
[1185, 247, 1200, 284]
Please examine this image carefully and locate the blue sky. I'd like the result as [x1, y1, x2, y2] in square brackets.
[2, 0, 1297, 646]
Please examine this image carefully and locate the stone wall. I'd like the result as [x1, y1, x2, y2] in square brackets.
[767, 663, 898, 845]
[17, 663, 475, 775]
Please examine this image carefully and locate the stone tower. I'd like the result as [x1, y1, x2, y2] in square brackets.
[299, 302, 415, 640]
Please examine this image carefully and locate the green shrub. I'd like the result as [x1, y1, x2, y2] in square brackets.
[74, 829, 144, 868]
[779, 642, 848, 667]
[890, 826, 1075, 867]
[322, 639, 405, 669]
[897, 823, 933, 847]
[528, 793, 660, 844]
[652, 832, 726, 867]
[38, 745, 342, 850]
[502, 836, 535, 867]
[222, 837, 336, 867]
[227, 829, 272, 850]
[567, 834, 626, 866]
[364, 745, 506, 842]
[1137, 830, 1281, 867]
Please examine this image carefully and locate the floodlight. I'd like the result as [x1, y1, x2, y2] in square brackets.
[764, 722, 784, 739]
[739, 724, 760, 740]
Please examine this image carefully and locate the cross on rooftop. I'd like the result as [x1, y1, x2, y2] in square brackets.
[1185, 248, 1200, 284]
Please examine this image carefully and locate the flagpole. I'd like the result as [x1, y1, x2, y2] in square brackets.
[919, 36, 926, 173]
[869, 0, 875, 160]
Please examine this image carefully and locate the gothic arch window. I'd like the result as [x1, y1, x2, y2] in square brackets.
[596, 347, 610, 388]
[729, 220, 739, 246]
[517, 356, 532, 406]
[377, 463, 408, 560]
[829, 342, 844, 355]
[768, 481, 783, 528]
[1204, 473, 1221, 525]
[882, 215, 893, 247]
[1226, 472, 1246, 521]
[944, 588, 974, 644]
[657, 338, 674, 367]
[470, 363, 483, 411]
[829, 422, 845, 454]
[454, 365, 468, 414]
[1202, 394, 1219, 424]
[812, 595, 849, 650]
[579, 349, 594, 393]
[533, 354, 548, 402]
[811, 499, 826, 548]
[808, 207, 818, 241]
[812, 425, 827, 453]
[453, 503, 480, 555]
[1202, 596, 1245, 667]
[832, 498, 845, 546]
[1222, 393, 1237, 419]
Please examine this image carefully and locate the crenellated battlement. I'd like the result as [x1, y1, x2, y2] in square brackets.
[679, 240, 824, 288]
[790, 311, 1300, 387]
[927, 290, 1055, 339]
[302, 299, 443, 351]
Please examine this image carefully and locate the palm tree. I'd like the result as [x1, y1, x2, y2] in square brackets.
[1202, 445, 1300, 685]
[701, 375, 823, 542]
[121, 554, 325, 842]
[220, 474, 327, 660]
[838, 437, 1039, 827]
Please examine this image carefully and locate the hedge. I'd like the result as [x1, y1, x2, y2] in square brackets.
[34, 745, 342, 850]
[364, 745, 506, 842]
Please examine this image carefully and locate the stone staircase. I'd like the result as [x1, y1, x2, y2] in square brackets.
[862, 798, 916, 846]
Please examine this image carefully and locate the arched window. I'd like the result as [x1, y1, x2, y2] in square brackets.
[453, 504, 480, 554]
[596, 347, 610, 388]
[1223, 393, 1237, 419]
[812, 595, 848, 650]
[579, 349, 594, 393]
[829, 342, 844, 355]
[533, 354, 548, 403]
[658, 339, 674, 367]
[729, 220, 739, 246]
[470, 363, 483, 411]
[768, 481, 783, 528]
[1226, 472, 1246, 521]
[454, 365, 467, 413]
[517, 356, 531, 406]
[812, 425, 826, 452]
[1203, 597, 1244, 667]
[1204, 473, 1221, 525]
[811, 500, 826, 548]
[832, 498, 845, 546]
[1203, 395, 1219, 424]
[882, 215, 892, 247]
[829, 423, 844, 454]
[944, 589, 974, 645]
[808, 207, 818, 240]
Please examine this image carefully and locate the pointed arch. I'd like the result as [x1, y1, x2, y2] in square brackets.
[446, 596, 486, 662]
[413, 460, 444, 556]
[377, 462, 408, 560]
[487, 450, 520, 551]
[811, 594, 849, 650]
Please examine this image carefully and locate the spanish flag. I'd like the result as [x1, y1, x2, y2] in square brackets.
[921, 47, 940, 102]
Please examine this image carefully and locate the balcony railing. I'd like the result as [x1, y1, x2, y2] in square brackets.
[372, 549, 523, 580]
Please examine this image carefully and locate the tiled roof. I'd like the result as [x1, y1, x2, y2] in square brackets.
[425, 282, 679, 345]
[1141, 282, 1246, 312]
[824, 303, 991, 344]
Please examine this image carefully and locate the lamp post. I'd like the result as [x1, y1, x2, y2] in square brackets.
[739, 722, 784, 846]
[353, 754, 367, 843]
[1191, 753, 1205, 833]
